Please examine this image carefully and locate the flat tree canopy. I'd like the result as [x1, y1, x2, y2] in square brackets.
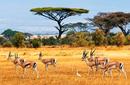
[30, 7, 89, 39]
[30, 7, 88, 14]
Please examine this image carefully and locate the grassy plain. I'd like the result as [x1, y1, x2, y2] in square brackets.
[0, 46, 130, 85]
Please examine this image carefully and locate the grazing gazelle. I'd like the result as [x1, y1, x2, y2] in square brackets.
[38, 52, 56, 71]
[14, 54, 39, 78]
[102, 61, 127, 79]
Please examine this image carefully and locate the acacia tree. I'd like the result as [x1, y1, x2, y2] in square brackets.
[91, 13, 114, 36]
[92, 12, 130, 36]
[30, 7, 89, 39]
[108, 12, 130, 36]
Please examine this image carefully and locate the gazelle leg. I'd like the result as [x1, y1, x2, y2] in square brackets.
[15, 65, 18, 72]
[53, 64, 56, 67]
[102, 69, 107, 78]
[45, 64, 48, 71]
[117, 69, 122, 79]
[121, 68, 127, 79]
[109, 69, 113, 78]
[87, 66, 92, 75]
[95, 65, 98, 71]
[33, 67, 39, 79]
[23, 68, 27, 78]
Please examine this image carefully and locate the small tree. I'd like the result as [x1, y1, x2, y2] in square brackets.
[2, 41, 13, 47]
[125, 35, 130, 45]
[107, 33, 116, 45]
[12, 32, 25, 48]
[114, 32, 126, 46]
[30, 7, 89, 40]
[31, 39, 41, 48]
[66, 32, 92, 47]
[92, 29, 106, 46]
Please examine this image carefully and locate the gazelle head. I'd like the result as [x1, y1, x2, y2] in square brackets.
[90, 48, 96, 57]
[19, 59, 25, 64]
[82, 50, 89, 61]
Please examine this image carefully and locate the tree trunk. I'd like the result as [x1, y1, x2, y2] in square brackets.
[57, 30, 64, 40]
[118, 26, 129, 36]
[56, 21, 64, 40]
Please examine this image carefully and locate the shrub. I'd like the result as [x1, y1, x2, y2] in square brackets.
[2, 41, 13, 47]
[114, 32, 126, 46]
[92, 29, 106, 46]
[42, 37, 58, 45]
[107, 33, 116, 45]
[31, 39, 41, 48]
[65, 32, 92, 47]
[12, 32, 25, 48]
[125, 35, 130, 45]
[0, 37, 7, 45]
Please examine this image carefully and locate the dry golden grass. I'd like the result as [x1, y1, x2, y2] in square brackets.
[0, 46, 130, 85]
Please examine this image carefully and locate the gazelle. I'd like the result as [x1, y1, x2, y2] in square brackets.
[89, 48, 109, 71]
[38, 52, 56, 71]
[14, 54, 39, 78]
[102, 61, 127, 79]
[82, 50, 98, 72]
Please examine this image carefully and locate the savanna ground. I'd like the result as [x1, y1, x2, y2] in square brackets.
[0, 46, 130, 85]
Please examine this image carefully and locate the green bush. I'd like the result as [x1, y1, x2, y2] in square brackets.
[31, 39, 41, 48]
[65, 32, 92, 47]
[0, 37, 7, 45]
[2, 41, 13, 47]
[107, 33, 116, 45]
[92, 29, 106, 46]
[42, 37, 58, 45]
[125, 35, 130, 45]
[114, 32, 126, 46]
[12, 32, 25, 48]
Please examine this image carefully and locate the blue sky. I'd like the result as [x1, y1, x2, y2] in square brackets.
[0, 0, 130, 34]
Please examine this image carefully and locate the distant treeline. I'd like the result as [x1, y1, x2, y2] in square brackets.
[0, 28, 130, 48]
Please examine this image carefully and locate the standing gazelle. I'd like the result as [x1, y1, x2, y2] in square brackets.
[38, 52, 56, 71]
[14, 54, 39, 78]
[102, 61, 127, 79]
[82, 50, 99, 72]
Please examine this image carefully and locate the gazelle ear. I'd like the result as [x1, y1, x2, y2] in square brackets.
[86, 52, 89, 57]
[15, 54, 18, 59]
[90, 48, 92, 54]
[92, 48, 96, 54]
[39, 52, 42, 56]
[16, 53, 18, 57]
[15, 53, 16, 57]
[9, 51, 11, 56]
[86, 52, 89, 55]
